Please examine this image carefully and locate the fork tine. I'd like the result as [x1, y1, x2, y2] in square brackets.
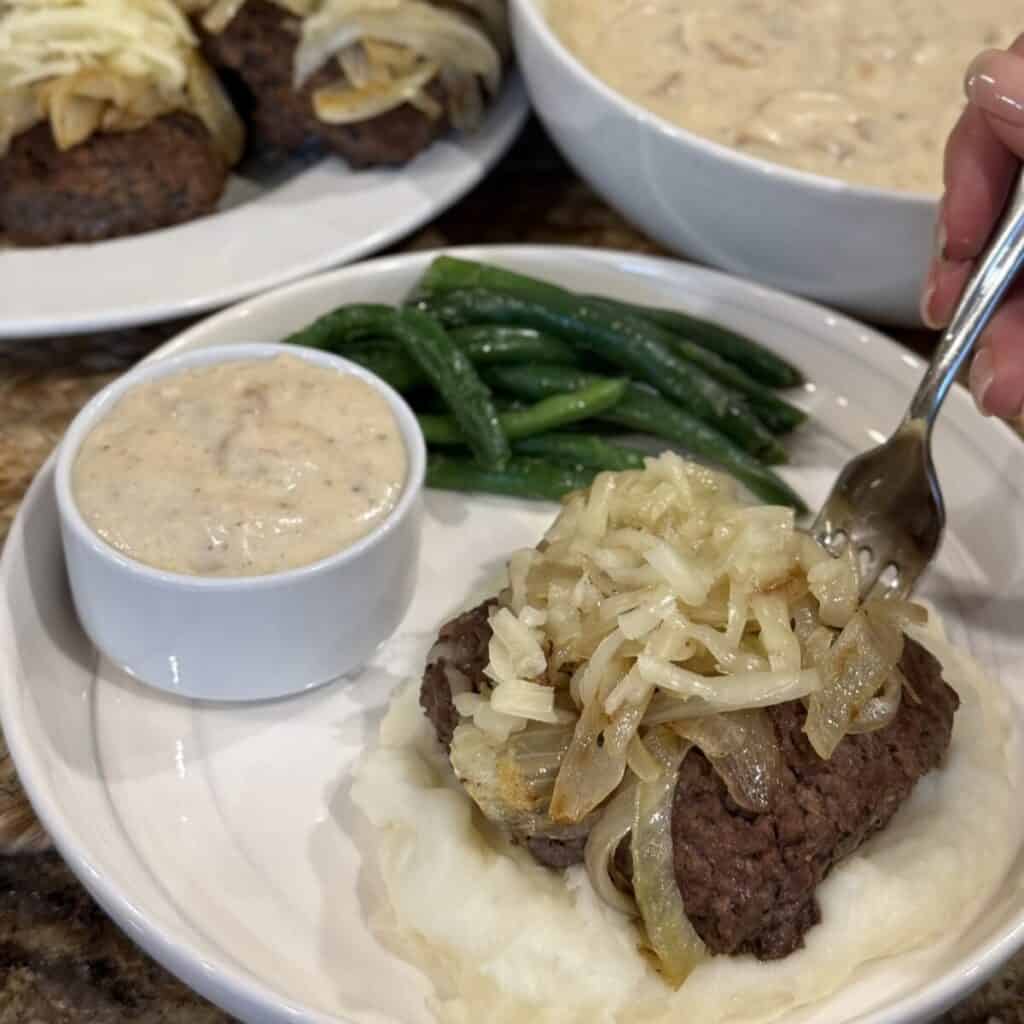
[858, 560, 886, 603]
[812, 519, 848, 559]
[864, 567, 900, 603]
[854, 540, 899, 603]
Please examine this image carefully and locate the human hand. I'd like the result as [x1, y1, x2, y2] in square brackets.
[921, 35, 1024, 418]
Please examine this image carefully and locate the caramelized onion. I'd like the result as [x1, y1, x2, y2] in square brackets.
[185, 52, 245, 164]
[863, 597, 928, 629]
[807, 546, 858, 628]
[631, 735, 706, 986]
[0, 2, 243, 164]
[751, 593, 800, 673]
[199, 0, 247, 32]
[636, 657, 820, 712]
[449, 721, 587, 838]
[626, 733, 663, 782]
[0, 89, 41, 158]
[673, 709, 781, 813]
[312, 59, 440, 124]
[639, 667, 819, 724]
[847, 667, 904, 734]
[550, 694, 633, 824]
[446, 0, 509, 56]
[584, 781, 638, 916]
[294, 1, 501, 94]
[505, 722, 575, 795]
[804, 610, 904, 759]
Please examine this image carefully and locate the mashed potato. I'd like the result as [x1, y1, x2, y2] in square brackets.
[350, 609, 1018, 1024]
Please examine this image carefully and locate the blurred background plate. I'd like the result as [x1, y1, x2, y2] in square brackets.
[0, 79, 527, 341]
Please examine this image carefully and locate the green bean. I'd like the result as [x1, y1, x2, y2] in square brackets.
[420, 286, 785, 463]
[438, 295, 802, 431]
[419, 379, 628, 445]
[584, 296, 806, 432]
[282, 303, 397, 351]
[284, 299, 573, 369]
[417, 417, 464, 444]
[450, 325, 579, 365]
[746, 394, 806, 434]
[414, 259, 784, 463]
[287, 303, 508, 469]
[418, 256, 568, 304]
[512, 433, 646, 471]
[427, 453, 597, 501]
[395, 307, 508, 469]
[305, 324, 579, 399]
[486, 364, 807, 513]
[343, 329, 578, 394]
[342, 345, 425, 394]
[585, 295, 805, 389]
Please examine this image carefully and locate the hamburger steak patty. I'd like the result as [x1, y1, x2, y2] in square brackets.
[0, 114, 228, 246]
[201, 0, 448, 166]
[420, 599, 589, 867]
[421, 600, 496, 751]
[420, 600, 959, 960]
[671, 637, 958, 959]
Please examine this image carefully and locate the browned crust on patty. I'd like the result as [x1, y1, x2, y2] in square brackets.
[670, 638, 958, 958]
[0, 113, 228, 246]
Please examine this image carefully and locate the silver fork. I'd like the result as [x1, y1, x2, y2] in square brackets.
[812, 168, 1024, 601]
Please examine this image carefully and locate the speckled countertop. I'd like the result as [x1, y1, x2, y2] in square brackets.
[0, 122, 1020, 1024]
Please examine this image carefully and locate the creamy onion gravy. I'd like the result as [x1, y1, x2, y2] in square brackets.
[548, 0, 1018, 192]
[73, 355, 407, 577]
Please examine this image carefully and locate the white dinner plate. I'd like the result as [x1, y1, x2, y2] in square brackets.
[3, 246, 1024, 1024]
[0, 80, 526, 340]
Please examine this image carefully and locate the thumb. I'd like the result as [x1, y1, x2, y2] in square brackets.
[969, 291, 1024, 418]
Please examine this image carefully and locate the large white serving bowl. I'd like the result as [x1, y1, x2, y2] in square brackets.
[509, 0, 939, 326]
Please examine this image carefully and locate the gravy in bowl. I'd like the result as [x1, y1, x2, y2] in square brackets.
[548, 0, 1018, 193]
[73, 354, 407, 577]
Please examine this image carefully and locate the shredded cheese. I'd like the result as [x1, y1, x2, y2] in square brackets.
[0, 0, 196, 94]
[0, 0, 243, 160]
[485, 451, 859, 735]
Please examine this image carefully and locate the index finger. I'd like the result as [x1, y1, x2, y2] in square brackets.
[942, 104, 1016, 262]
[942, 34, 1024, 262]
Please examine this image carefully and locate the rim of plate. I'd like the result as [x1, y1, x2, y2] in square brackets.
[3, 244, 1024, 1024]
[0, 77, 527, 340]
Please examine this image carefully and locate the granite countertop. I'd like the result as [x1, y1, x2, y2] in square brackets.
[0, 121, 1020, 1023]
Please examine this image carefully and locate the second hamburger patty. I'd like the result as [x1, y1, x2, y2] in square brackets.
[201, 0, 448, 166]
[0, 113, 228, 246]
[420, 600, 959, 959]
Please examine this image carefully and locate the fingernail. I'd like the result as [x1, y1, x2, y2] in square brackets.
[933, 207, 947, 262]
[969, 348, 996, 415]
[965, 50, 1024, 123]
[919, 205, 948, 328]
[920, 270, 940, 329]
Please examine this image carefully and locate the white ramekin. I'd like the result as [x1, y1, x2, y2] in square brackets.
[55, 342, 425, 702]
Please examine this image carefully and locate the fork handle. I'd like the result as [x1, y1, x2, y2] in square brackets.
[907, 166, 1024, 430]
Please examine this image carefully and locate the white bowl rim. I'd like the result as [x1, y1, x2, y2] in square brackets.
[54, 341, 427, 592]
[512, 0, 939, 207]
